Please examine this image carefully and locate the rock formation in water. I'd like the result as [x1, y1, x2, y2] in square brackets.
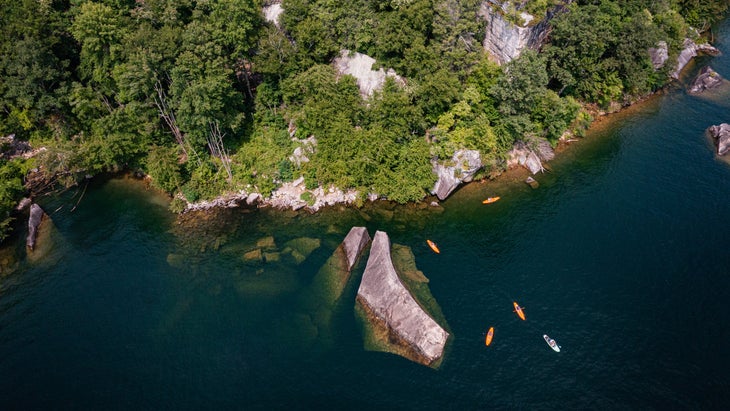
[26, 203, 46, 251]
[688, 66, 724, 94]
[672, 39, 720, 79]
[296, 227, 372, 346]
[342, 227, 371, 271]
[431, 149, 482, 200]
[479, 1, 571, 65]
[708, 123, 730, 156]
[307, 227, 372, 307]
[356, 231, 450, 367]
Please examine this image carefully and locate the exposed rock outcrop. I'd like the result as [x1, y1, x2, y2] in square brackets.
[308, 227, 371, 306]
[672, 38, 721, 79]
[648, 41, 669, 69]
[1, 134, 45, 160]
[356, 231, 450, 367]
[262, 1, 283, 28]
[342, 227, 371, 271]
[431, 149, 482, 200]
[506, 138, 554, 174]
[26, 203, 46, 251]
[333, 50, 405, 97]
[688, 66, 724, 94]
[708, 123, 730, 156]
[479, 1, 571, 65]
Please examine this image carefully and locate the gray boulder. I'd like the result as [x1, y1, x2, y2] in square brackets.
[26, 203, 46, 251]
[343, 227, 371, 271]
[673, 39, 721, 79]
[506, 138, 553, 174]
[708, 123, 730, 156]
[431, 149, 482, 200]
[356, 231, 449, 367]
[689, 66, 724, 94]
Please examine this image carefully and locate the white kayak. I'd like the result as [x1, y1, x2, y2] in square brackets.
[543, 334, 560, 352]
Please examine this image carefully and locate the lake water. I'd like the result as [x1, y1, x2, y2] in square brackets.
[2, 18, 730, 410]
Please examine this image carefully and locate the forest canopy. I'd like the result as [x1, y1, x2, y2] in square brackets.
[1, 0, 729, 241]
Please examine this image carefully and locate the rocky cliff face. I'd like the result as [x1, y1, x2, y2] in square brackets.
[479, 1, 571, 65]
[672, 38, 721, 79]
[431, 149, 482, 200]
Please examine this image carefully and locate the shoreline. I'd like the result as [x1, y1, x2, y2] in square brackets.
[181, 89, 669, 217]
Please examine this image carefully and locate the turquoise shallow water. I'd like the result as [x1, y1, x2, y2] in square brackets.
[2, 18, 730, 410]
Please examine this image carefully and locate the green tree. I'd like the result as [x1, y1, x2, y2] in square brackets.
[0, 159, 26, 242]
[70, 1, 129, 90]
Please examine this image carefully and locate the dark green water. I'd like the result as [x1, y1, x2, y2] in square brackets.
[3, 20, 730, 409]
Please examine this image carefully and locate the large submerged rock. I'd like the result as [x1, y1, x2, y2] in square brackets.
[298, 227, 372, 346]
[708, 123, 730, 156]
[356, 231, 450, 367]
[431, 149, 482, 200]
[309, 227, 372, 304]
[688, 66, 724, 94]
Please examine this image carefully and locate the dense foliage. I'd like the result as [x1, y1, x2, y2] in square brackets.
[1, 0, 729, 241]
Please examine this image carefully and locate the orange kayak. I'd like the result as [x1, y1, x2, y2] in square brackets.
[485, 327, 494, 346]
[513, 301, 526, 320]
[426, 239, 440, 254]
[482, 196, 500, 204]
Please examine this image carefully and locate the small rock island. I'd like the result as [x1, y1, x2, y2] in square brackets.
[356, 231, 450, 368]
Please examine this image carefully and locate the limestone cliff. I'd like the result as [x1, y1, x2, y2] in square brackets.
[479, 1, 571, 65]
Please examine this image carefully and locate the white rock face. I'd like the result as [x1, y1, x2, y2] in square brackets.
[506, 139, 554, 174]
[342, 227, 371, 271]
[709, 123, 730, 156]
[357, 231, 449, 365]
[673, 39, 720, 79]
[289, 136, 316, 167]
[431, 149, 482, 200]
[263, 2, 283, 28]
[478, 1, 559, 65]
[333, 50, 404, 97]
